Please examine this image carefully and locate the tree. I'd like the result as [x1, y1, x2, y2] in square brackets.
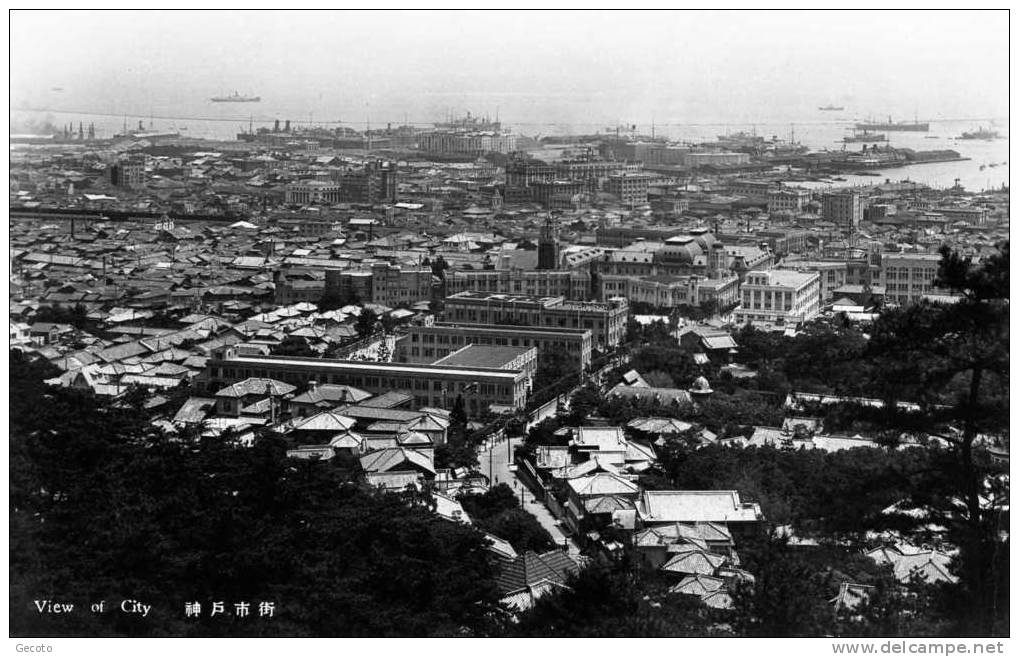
[511, 562, 722, 637]
[10, 352, 509, 637]
[274, 335, 317, 358]
[354, 308, 378, 339]
[458, 485, 555, 553]
[849, 244, 1009, 635]
[533, 348, 579, 392]
[730, 535, 838, 637]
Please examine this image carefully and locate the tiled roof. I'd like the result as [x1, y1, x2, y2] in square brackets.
[670, 574, 725, 597]
[495, 550, 580, 596]
[214, 377, 296, 398]
[291, 411, 357, 433]
[359, 447, 435, 475]
[661, 550, 726, 575]
[567, 473, 640, 498]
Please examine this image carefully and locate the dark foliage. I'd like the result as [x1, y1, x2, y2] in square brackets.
[458, 484, 556, 554]
[511, 562, 725, 637]
[10, 352, 507, 637]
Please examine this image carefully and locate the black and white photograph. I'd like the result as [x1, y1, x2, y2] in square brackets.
[7, 8, 1010, 646]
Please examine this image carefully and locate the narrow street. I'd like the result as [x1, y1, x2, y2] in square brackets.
[477, 435, 582, 559]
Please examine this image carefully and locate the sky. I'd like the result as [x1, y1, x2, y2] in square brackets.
[9, 10, 1011, 129]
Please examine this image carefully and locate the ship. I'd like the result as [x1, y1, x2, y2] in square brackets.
[211, 91, 261, 103]
[844, 130, 887, 143]
[819, 105, 845, 111]
[855, 116, 929, 132]
[958, 127, 1001, 140]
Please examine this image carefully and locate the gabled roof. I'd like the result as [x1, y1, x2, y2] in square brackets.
[628, 416, 694, 435]
[625, 440, 656, 463]
[291, 411, 357, 433]
[567, 472, 640, 498]
[864, 545, 957, 584]
[584, 494, 636, 515]
[661, 550, 726, 575]
[495, 550, 580, 596]
[172, 396, 216, 424]
[215, 377, 296, 398]
[359, 447, 435, 475]
[608, 383, 692, 407]
[328, 430, 366, 450]
[483, 533, 518, 561]
[670, 574, 726, 597]
[360, 390, 414, 408]
[289, 383, 373, 406]
[832, 582, 874, 612]
[559, 457, 620, 479]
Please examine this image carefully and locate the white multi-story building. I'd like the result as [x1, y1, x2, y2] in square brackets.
[735, 270, 821, 327]
[878, 252, 942, 305]
[768, 187, 812, 214]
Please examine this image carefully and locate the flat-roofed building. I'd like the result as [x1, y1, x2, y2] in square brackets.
[778, 260, 850, 303]
[878, 252, 943, 305]
[203, 347, 529, 417]
[605, 172, 653, 207]
[396, 322, 592, 371]
[285, 180, 343, 205]
[735, 269, 821, 327]
[767, 187, 812, 214]
[597, 273, 740, 310]
[433, 344, 538, 382]
[443, 291, 628, 351]
[822, 190, 863, 235]
[446, 268, 591, 300]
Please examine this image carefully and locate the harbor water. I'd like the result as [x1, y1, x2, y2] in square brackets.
[12, 107, 1009, 193]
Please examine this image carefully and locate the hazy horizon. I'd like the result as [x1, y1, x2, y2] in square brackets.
[10, 10, 1010, 128]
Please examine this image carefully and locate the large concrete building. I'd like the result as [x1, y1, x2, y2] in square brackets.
[878, 252, 942, 305]
[822, 190, 863, 235]
[274, 263, 433, 307]
[331, 160, 398, 204]
[605, 172, 653, 207]
[109, 160, 145, 188]
[734, 269, 821, 327]
[395, 323, 593, 372]
[445, 268, 591, 301]
[598, 273, 740, 310]
[778, 260, 850, 303]
[768, 187, 812, 214]
[285, 181, 344, 205]
[203, 347, 530, 417]
[443, 291, 629, 351]
[417, 131, 518, 155]
[682, 152, 751, 168]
